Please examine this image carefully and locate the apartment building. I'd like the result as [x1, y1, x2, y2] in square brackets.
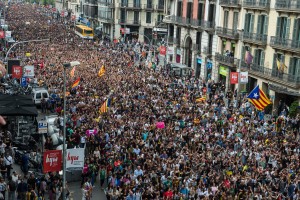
[216, 0, 300, 106]
[164, 0, 219, 79]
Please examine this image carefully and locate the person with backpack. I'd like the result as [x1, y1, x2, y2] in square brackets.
[7, 176, 16, 200]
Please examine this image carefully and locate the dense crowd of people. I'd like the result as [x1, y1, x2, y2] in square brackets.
[0, 2, 299, 200]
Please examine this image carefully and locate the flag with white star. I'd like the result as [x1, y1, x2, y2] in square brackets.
[247, 85, 272, 111]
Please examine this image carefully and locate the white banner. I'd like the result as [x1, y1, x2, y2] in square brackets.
[240, 71, 248, 83]
[5, 31, 11, 38]
[23, 65, 34, 78]
[167, 46, 174, 55]
[66, 148, 85, 169]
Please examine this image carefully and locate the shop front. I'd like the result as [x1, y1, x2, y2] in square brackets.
[219, 65, 228, 85]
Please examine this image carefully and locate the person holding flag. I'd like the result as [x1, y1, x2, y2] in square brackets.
[247, 85, 271, 111]
[98, 65, 105, 77]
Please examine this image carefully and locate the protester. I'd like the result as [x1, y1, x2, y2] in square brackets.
[1, 2, 300, 200]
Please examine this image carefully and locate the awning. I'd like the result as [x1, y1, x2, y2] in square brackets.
[269, 84, 300, 97]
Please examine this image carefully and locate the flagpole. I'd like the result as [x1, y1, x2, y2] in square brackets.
[237, 28, 244, 102]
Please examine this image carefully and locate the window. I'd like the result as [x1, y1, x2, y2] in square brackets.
[134, 11, 139, 23]
[223, 11, 229, 28]
[208, 4, 215, 22]
[292, 18, 300, 42]
[244, 13, 254, 33]
[289, 57, 300, 78]
[146, 12, 151, 23]
[257, 15, 269, 36]
[120, 9, 126, 21]
[36, 93, 41, 99]
[177, 1, 182, 16]
[276, 17, 290, 39]
[42, 93, 49, 98]
[198, 3, 204, 21]
[187, 2, 193, 19]
[232, 12, 238, 30]
[254, 49, 265, 66]
[272, 53, 285, 75]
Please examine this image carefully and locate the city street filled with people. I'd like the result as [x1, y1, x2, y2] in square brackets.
[0, 2, 299, 200]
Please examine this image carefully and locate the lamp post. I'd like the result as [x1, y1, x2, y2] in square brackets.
[62, 61, 80, 200]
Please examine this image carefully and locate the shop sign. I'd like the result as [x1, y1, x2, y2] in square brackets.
[66, 148, 85, 169]
[167, 46, 174, 55]
[240, 71, 248, 83]
[230, 72, 239, 84]
[43, 150, 62, 173]
[219, 66, 228, 76]
[12, 65, 22, 79]
[176, 48, 181, 55]
[23, 65, 34, 78]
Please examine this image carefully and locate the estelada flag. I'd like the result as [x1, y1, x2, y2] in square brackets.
[98, 65, 105, 77]
[99, 98, 111, 114]
[70, 66, 76, 78]
[72, 78, 80, 88]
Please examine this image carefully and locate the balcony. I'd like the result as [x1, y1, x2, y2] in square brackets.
[156, 4, 164, 11]
[216, 27, 239, 40]
[270, 36, 300, 54]
[98, 15, 113, 23]
[243, 32, 268, 46]
[203, 46, 213, 55]
[85, 0, 97, 4]
[98, 0, 114, 7]
[241, 63, 300, 88]
[219, 0, 241, 8]
[275, 0, 300, 13]
[121, 3, 142, 10]
[118, 19, 141, 26]
[243, 0, 270, 11]
[190, 19, 215, 32]
[142, 4, 153, 10]
[192, 44, 201, 52]
[215, 53, 239, 68]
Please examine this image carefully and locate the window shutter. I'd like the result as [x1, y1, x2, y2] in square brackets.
[257, 15, 262, 35]
[276, 17, 281, 37]
[260, 50, 265, 67]
[254, 49, 258, 64]
[242, 46, 245, 63]
[286, 18, 291, 39]
[292, 19, 298, 41]
[250, 14, 254, 33]
[244, 14, 249, 33]
[263, 16, 269, 35]
[289, 57, 294, 74]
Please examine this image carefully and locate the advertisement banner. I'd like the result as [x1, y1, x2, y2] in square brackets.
[66, 148, 85, 169]
[230, 72, 239, 84]
[0, 31, 4, 39]
[240, 71, 248, 83]
[23, 65, 34, 78]
[43, 150, 62, 173]
[167, 46, 174, 55]
[219, 66, 228, 76]
[159, 46, 166, 56]
[12, 66, 22, 79]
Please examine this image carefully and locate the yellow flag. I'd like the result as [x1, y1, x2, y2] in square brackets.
[70, 66, 76, 78]
[98, 65, 105, 77]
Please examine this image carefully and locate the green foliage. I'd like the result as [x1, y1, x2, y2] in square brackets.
[289, 101, 299, 117]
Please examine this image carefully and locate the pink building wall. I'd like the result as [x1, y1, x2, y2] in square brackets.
[192, 0, 198, 19]
[182, 0, 187, 17]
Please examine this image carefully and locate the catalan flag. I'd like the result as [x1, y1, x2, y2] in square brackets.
[70, 66, 76, 78]
[71, 78, 80, 89]
[98, 65, 105, 77]
[195, 96, 206, 103]
[247, 85, 271, 111]
[276, 58, 287, 73]
[99, 98, 111, 114]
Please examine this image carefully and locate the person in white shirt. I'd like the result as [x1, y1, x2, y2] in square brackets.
[4, 153, 12, 178]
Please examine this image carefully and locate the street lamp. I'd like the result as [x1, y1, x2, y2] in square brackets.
[62, 61, 80, 200]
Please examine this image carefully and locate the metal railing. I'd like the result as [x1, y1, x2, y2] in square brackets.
[215, 52, 240, 67]
[275, 0, 300, 11]
[216, 27, 239, 39]
[98, 15, 113, 23]
[219, 0, 241, 6]
[243, 0, 270, 8]
[243, 32, 268, 45]
[190, 19, 215, 29]
[121, 3, 142, 9]
[142, 4, 153, 9]
[118, 19, 141, 25]
[270, 36, 300, 53]
[242, 62, 300, 85]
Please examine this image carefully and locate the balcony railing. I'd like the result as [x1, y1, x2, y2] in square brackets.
[98, 15, 113, 23]
[156, 4, 164, 10]
[216, 27, 239, 40]
[215, 52, 239, 67]
[123, 3, 142, 9]
[190, 19, 215, 30]
[270, 36, 300, 54]
[219, 0, 241, 7]
[241, 62, 300, 87]
[142, 4, 153, 10]
[119, 19, 141, 25]
[192, 44, 201, 52]
[275, 0, 300, 13]
[243, 32, 268, 45]
[243, 0, 270, 10]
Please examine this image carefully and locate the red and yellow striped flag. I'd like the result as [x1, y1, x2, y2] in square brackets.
[70, 66, 76, 78]
[71, 78, 80, 89]
[98, 65, 105, 77]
